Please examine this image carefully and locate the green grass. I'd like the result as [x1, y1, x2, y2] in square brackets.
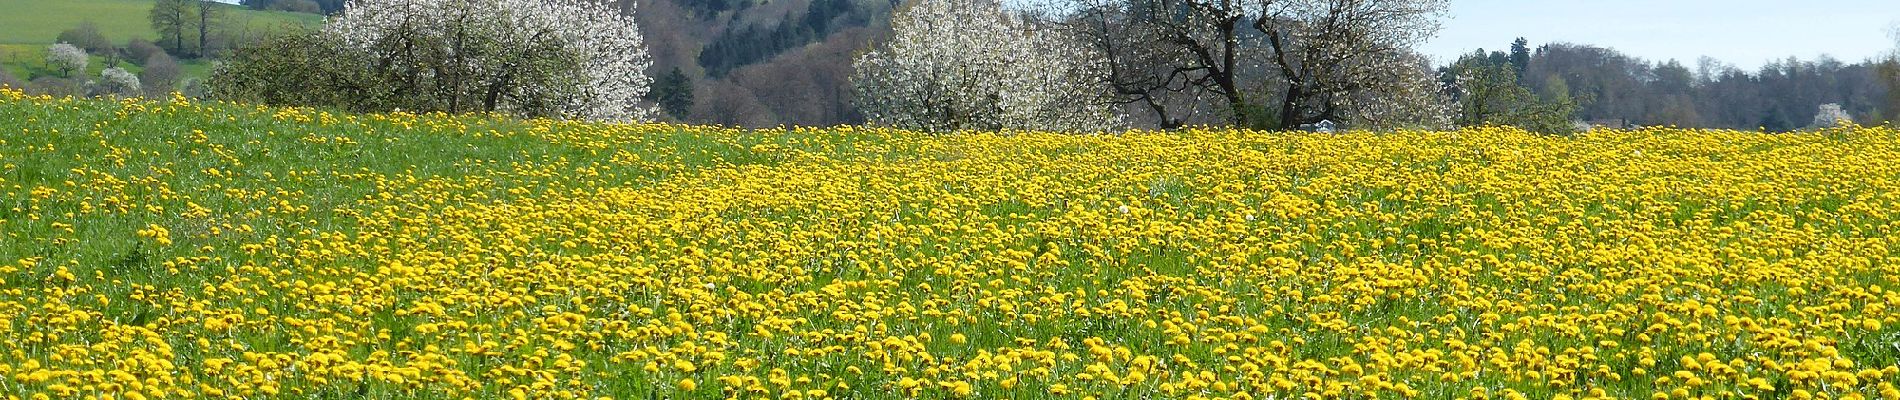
[3, 94, 1899, 399]
[1, 44, 38, 79]
[0, 0, 167, 44]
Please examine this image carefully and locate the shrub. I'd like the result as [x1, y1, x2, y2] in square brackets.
[57, 22, 114, 54]
[28, 76, 83, 97]
[0, 68, 24, 90]
[268, 0, 322, 14]
[180, 77, 207, 99]
[209, 32, 384, 110]
[140, 54, 183, 96]
[1811, 103, 1853, 128]
[125, 39, 168, 65]
[97, 67, 141, 97]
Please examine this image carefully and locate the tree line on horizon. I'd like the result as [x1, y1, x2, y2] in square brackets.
[639, 0, 1900, 133]
[1, 0, 1895, 134]
[1449, 39, 1896, 132]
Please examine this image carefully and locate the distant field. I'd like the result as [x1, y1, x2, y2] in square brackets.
[0, 0, 322, 45]
[0, 0, 320, 82]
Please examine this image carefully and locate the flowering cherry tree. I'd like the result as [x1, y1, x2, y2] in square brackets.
[852, 0, 1123, 133]
[45, 43, 88, 78]
[328, 0, 654, 121]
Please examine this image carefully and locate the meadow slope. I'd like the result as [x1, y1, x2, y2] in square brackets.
[2, 90, 1899, 399]
[0, 0, 322, 81]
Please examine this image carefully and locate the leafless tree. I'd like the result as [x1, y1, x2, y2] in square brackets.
[196, 0, 223, 57]
[1035, 0, 1258, 129]
[150, 0, 192, 55]
[1033, 0, 1450, 130]
[1257, 0, 1450, 130]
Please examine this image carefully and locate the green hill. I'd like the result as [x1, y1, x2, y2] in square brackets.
[0, 0, 322, 82]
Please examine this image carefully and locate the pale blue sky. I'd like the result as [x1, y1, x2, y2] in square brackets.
[1421, 0, 1898, 69]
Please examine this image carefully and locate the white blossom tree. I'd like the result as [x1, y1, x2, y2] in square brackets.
[326, 0, 654, 121]
[45, 43, 88, 78]
[1332, 52, 1453, 131]
[1811, 103, 1853, 128]
[97, 67, 142, 97]
[852, 0, 1124, 133]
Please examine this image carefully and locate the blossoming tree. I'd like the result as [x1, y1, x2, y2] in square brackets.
[98, 67, 142, 97]
[45, 43, 88, 78]
[329, 0, 654, 121]
[852, 0, 1124, 133]
[218, 0, 653, 121]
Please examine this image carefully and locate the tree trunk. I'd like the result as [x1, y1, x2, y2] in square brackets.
[1277, 85, 1303, 130]
[1217, 1, 1244, 127]
[482, 69, 513, 113]
[197, 4, 209, 57]
[173, 9, 185, 55]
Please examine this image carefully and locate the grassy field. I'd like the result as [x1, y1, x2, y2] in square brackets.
[0, 0, 322, 45]
[0, 0, 321, 82]
[1, 90, 1899, 399]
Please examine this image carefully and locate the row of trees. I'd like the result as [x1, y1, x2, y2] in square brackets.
[855, 0, 1900, 133]
[851, 0, 1457, 133]
[13, 0, 1892, 133]
[212, 0, 654, 121]
[0, 0, 251, 99]
[240, 0, 344, 14]
[3, 0, 259, 98]
[207, 0, 890, 126]
[0, 21, 193, 98]
[30, 43, 177, 98]
[150, 0, 227, 58]
[1438, 40, 1581, 134]
[1505, 43, 1895, 131]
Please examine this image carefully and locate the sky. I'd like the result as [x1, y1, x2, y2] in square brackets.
[1420, 0, 1898, 70]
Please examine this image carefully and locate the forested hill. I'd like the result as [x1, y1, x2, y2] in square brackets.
[635, 0, 895, 127]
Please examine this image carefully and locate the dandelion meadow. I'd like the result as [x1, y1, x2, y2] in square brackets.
[2, 89, 1898, 399]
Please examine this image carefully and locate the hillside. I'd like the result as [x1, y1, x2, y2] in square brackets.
[5, 90, 1900, 399]
[0, 0, 320, 45]
[636, 0, 893, 126]
[0, 0, 321, 83]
